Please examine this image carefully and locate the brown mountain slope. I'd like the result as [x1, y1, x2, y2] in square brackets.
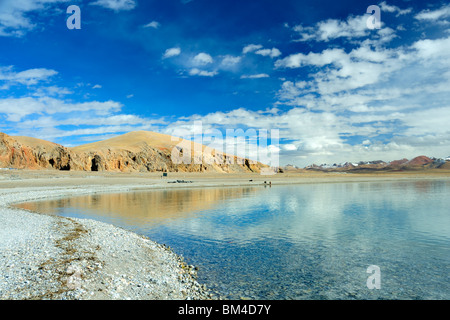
[70, 131, 265, 173]
[388, 158, 409, 168]
[404, 155, 434, 167]
[438, 161, 450, 169]
[0, 131, 267, 173]
[0, 132, 72, 170]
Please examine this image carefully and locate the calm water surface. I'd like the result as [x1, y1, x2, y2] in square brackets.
[17, 180, 450, 299]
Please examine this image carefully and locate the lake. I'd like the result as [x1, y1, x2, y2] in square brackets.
[16, 179, 450, 300]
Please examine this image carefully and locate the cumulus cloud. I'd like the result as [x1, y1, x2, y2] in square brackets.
[220, 55, 241, 68]
[292, 14, 396, 43]
[264, 3, 450, 165]
[242, 44, 263, 54]
[0, 66, 57, 88]
[275, 44, 403, 95]
[163, 47, 181, 59]
[192, 52, 214, 66]
[270, 32, 450, 165]
[255, 48, 282, 58]
[243, 44, 282, 58]
[412, 36, 450, 60]
[379, 1, 412, 16]
[189, 68, 218, 77]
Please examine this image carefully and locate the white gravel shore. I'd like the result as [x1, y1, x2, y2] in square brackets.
[0, 184, 214, 300]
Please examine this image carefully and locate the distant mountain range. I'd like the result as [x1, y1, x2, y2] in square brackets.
[283, 155, 450, 172]
[0, 131, 267, 173]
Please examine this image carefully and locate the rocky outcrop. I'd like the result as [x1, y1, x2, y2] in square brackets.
[0, 131, 268, 173]
[0, 132, 72, 170]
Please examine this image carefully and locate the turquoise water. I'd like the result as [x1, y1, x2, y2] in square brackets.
[19, 180, 450, 299]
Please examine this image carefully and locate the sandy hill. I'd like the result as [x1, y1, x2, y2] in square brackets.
[14, 135, 64, 150]
[71, 131, 181, 153]
[0, 131, 267, 173]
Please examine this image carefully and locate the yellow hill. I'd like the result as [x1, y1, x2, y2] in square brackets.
[1, 130, 267, 173]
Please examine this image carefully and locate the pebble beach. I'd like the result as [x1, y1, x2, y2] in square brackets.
[0, 181, 214, 300]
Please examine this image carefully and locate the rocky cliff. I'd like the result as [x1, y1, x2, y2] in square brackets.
[0, 131, 268, 173]
[0, 133, 72, 170]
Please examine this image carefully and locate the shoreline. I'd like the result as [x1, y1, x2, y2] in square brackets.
[0, 177, 216, 300]
[1, 170, 450, 300]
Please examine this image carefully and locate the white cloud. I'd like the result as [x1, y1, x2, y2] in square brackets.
[0, 96, 123, 122]
[192, 52, 214, 66]
[270, 31, 450, 165]
[255, 48, 282, 58]
[21, 114, 160, 128]
[32, 85, 72, 97]
[90, 0, 136, 11]
[379, 1, 412, 16]
[244, 44, 282, 58]
[293, 14, 395, 43]
[92, 84, 102, 89]
[163, 47, 181, 59]
[220, 55, 241, 67]
[283, 144, 298, 151]
[143, 21, 160, 29]
[293, 15, 367, 42]
[189, 68, 218, 77]
[240, 74, 270, 79]
[275, 48, 348, 69]
[242, 44, 263, 54]
[415, 4, 450, 21]
[0, 0, 69, 37]
[412, 37, 450, 60]
[0, 66, 57, 87]
[275, 44, 403, 95]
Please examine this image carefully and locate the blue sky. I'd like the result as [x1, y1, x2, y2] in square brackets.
[0, 0, 449, 167]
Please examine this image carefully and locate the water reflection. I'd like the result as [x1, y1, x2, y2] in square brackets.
[15, 179, 450, 299]
[154, 180, 450, 246]
[16, 187, 260, 227]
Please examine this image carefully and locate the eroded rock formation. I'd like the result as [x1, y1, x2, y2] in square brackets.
[0, 131, 268, 173]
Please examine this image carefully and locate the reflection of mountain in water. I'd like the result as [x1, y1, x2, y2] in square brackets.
[15, 180, 450, 246]
[16, 187, 261, 226]
[162, 180, 450, 246]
